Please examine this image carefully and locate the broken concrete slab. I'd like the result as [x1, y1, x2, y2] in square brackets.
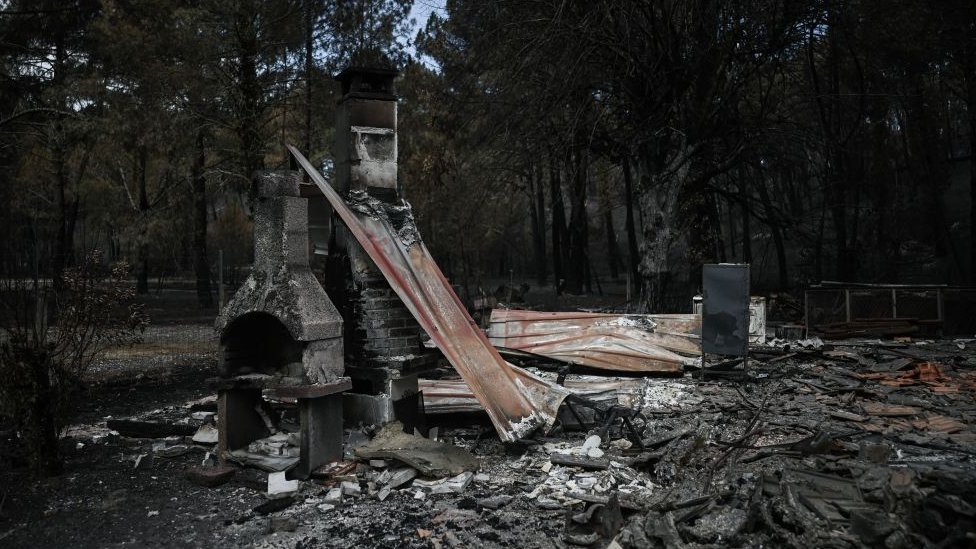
[354, 422, 478, 477]
[423, 472, 473, 495]
[385, 467, 417, 489]
[192, 423, 219, 444]
[267, 471, 299, 497]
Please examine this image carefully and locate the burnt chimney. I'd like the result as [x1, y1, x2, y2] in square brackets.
[325, 66, 437, 424]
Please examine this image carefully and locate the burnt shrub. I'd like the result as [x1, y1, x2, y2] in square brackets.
[0, 251, 148, 476]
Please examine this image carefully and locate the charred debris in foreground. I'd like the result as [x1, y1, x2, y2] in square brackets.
[28, 333, 976, 549]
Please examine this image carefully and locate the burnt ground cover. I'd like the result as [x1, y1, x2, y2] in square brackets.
[3, 313, 976, 548]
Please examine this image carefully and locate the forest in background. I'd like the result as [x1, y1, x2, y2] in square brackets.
[1, 0, 974, 313]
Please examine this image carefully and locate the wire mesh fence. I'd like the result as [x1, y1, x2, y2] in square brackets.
[805, 286, 976, 337]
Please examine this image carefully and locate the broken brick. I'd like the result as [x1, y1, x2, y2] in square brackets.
[185, 465, 237, 488]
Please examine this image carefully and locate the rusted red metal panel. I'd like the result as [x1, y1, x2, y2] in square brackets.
[420, 376, 645, 415]
[289, 146, 568, 441]
[489, 309, 701, 373]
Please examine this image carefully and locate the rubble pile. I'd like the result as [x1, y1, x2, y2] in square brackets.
[4, 336, 976, 548]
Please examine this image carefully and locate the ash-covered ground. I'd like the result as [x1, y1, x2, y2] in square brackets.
[2, 323, 976, 548]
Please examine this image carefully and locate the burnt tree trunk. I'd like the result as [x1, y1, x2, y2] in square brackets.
[303, 0, 314, 154]
[756, 176, 789, 288]
[529, 168, 547, 286]
[964, 37, 976, 282]
[622, 157, 641, 294]
[604, 205, 620, 280]
[51, 38, 74, 289]
[549, 153, 566, 294]
[136, 145, 150, 294]
[192, 129, 213, 308]
[22, 348, 62, 476]
[638, 152, 690, 312]
[709, 193, 725, 263]
[740, 175, 752, 264]
[235, 7, 264, 204]
[565, 148, 589, 295]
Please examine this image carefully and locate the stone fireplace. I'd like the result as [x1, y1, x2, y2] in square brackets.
[215, 171, 348, 478]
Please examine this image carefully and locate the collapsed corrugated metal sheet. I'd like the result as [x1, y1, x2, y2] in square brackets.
[420, 376, 645, 415]
[288, 146, 569, 442]
[488, 309, 702, 373]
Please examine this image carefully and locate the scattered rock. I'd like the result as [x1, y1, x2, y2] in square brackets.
[610, 439, 633, 450]
[477, 495, 513, 510]
[582, 435, 602, 451]
[341, 480, 361, 496]
[269, 516, 298, 533]
[323, 487, 343, 504]
[536, 497, 562, 510]
[185, 465, 237, 488]
[563, 531, 600, 546]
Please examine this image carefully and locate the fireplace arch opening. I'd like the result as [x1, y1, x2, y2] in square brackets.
[219, 312, 304, 377]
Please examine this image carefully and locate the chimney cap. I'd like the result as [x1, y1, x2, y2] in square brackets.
[335, 66, 398, 99]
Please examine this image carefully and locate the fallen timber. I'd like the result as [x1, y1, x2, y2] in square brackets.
[488, 309, 701, 373]
[288, 145, 569, 442]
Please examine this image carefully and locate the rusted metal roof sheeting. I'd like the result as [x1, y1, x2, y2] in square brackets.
[289, 146, 569, 442]
[489, 310, 701, 373]
[420, 376, 644, 415]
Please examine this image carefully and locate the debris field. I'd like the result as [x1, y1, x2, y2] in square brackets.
[3, 330, 976, 548]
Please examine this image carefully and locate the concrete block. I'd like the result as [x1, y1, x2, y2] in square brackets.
[218, 389, 270, 455]
[341, 480, 361, 496]
[344, 392, 394, 425]
[323, 487, 343, 504]
[294, 393, 344, 479]
[267, 471, 299, 496]
[303, 337, 344, 383]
